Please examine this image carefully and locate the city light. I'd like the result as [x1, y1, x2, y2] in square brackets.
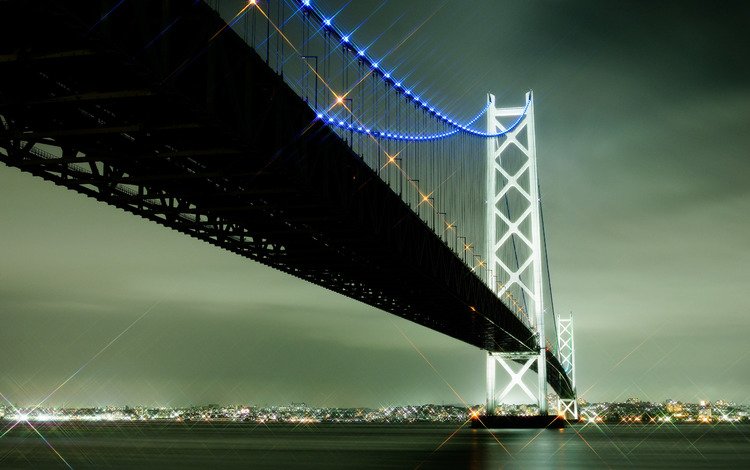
[10, 399, 738, 427]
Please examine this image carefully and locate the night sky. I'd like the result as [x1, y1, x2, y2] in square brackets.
[1, 0, 748, 407]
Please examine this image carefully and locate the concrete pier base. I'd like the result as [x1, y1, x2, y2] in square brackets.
[471, 415, 567, 429]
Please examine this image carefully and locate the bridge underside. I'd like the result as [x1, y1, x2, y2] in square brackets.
[0, 0, 573, 399]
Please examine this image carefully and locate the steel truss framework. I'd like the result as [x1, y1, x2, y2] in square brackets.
[0, 0, 575, 399]
[557, 398, 579, 420]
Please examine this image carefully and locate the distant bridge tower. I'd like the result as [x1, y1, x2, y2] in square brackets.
[484, 91, 548, 416]
[556, 313, 578, 419]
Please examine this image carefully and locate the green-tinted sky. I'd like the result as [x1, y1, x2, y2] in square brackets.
[1, 0, 749, 407]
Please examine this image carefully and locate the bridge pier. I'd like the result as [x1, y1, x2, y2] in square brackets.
[477, 350, 566, 429]
[485, 351, 548, 416]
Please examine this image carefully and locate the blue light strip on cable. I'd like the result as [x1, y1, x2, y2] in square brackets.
[296, 0, 528, 138]
[315, 98, 529, 141]
[315, 100, 487, 141]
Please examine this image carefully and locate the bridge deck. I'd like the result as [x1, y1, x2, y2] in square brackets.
[0, 0, 573, 399]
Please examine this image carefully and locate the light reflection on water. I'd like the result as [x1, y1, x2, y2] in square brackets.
[1, 422, 749, 468]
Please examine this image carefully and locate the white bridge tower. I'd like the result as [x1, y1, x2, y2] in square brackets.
[484, 91, 548, 416]
[556, 313, 578, 419]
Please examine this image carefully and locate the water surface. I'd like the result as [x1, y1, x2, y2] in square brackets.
[1, 422, 748, 468]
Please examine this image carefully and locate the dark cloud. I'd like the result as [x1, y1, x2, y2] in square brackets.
[1, 0, 748, 406]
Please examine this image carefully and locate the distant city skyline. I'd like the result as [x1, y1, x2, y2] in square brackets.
[1, 0, 749, 408]
[2, 398, 748, 426]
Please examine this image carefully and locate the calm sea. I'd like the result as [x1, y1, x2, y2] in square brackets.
[1, 422, 748, 469]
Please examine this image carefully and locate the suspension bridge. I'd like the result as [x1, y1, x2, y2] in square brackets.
[0, 0, 577, 422]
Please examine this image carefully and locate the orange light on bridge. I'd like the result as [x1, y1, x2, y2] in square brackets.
[383, 151, 400, 167]
[418, 191, 434, 206]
